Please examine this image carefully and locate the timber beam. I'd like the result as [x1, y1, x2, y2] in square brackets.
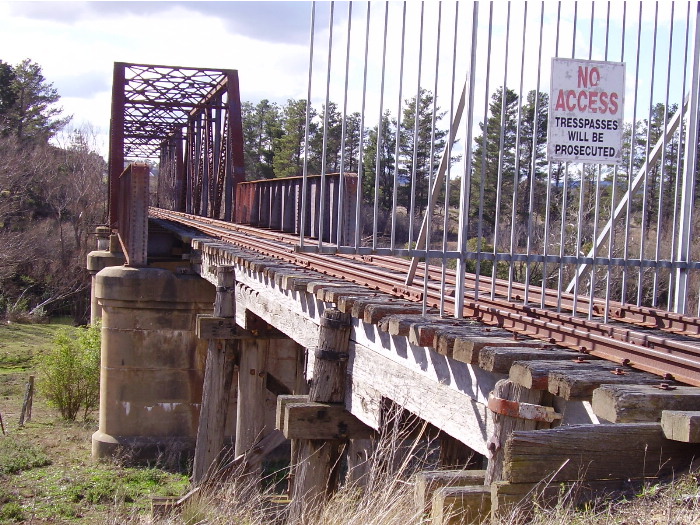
[281, 399, 376, 440]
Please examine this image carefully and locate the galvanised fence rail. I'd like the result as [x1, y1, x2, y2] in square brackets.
[297, 1, 700, 318]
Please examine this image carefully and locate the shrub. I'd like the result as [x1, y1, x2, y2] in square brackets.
[37, 323, 101, 420]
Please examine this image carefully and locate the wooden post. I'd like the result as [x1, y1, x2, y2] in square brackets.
[234, 337, 269, 459]
[484, 379, 558, 485]
[192, 267, 238, 483]
[288, 308, 352, 522]
[18, 376, 34, 427]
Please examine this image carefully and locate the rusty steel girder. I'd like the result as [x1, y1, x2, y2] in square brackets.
[108, 63, 245, 230]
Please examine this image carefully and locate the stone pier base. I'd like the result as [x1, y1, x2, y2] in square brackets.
[92, 266, 215, 461]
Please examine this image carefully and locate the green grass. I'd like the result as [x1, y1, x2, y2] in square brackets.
[0, 321, 75, 369]
[0, 319, 190, 524]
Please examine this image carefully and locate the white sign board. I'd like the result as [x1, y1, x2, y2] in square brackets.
[548, 58, 625, 165]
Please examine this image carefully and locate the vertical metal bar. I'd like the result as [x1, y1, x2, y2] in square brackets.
[391, 2, 407, 252]
[318, 1, 335, 248]
[604, 0, 619, 324]
[300, 2, 316, 249]
[489, 2, 512, 301]
[336, 2, 353, 247]
[674, 2, 700, 314]
[668, 3, 692, 309]
[354, 2, 371, 251]
[506, 2, 528, 303]
[524, 2, 545, 307]
[176, 131, 185, 212]
[653, 2, 675, 307]
[372, 2, 389, 251]
[440, 2, 460, 316]
[422, 1, 442, 316]
[556, 162, 569, 313]
[194, 115, 203, 214]
[455, 2, 479, 318]
[201, 107, 210, 217]
[408, 2, 426, 252]
[637, 2, 659, 306]
[621, 6, 644, 305]
[570, 1, 582, 317]
[473, 2, 494, 303]
[226, 71, 245, 220]
[589, 163, 602, 319]
[541, 2, 563, 310]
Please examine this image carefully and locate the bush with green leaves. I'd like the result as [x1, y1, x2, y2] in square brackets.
[37, 323, 100, 420]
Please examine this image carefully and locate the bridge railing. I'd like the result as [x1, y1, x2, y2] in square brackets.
[235, 173, 357, 244]
[297, 1, 700, 317]
[115, 162, 149, 267]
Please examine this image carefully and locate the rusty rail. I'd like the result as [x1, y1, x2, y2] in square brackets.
[150, 208, 700, 387]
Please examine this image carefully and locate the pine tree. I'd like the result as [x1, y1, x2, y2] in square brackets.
[516, 90, 549, 230]
[242, 99, 281, 180]
[5, 59, 70, 143]
[310, 102, 343, 174]
[273, 99, 316, 178]
[363, 110, 396, 211]
[470, 87, 519, 240]
[341, 112, 363, 174]
[398, 88, 448, 216]
[0, 60, 16, 136]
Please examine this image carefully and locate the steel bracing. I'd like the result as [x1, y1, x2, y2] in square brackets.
[108, 62, 245, 232]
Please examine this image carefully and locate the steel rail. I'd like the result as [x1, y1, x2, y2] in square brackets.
[151, 208, 700, 337]
[150, 208, 700, 386]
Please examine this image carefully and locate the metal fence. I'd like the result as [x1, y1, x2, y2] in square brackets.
[298, 1, 700, 317]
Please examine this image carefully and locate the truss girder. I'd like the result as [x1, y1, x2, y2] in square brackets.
[108, 62, 246, 227]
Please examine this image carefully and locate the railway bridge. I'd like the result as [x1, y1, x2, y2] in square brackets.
[90, 3, 700, 522]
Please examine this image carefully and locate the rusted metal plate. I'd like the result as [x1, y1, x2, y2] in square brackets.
[487, 394, 562, 423]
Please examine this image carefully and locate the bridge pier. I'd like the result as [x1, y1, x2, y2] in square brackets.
[86, 228, 124, 324]
[92, 266, 215, 462]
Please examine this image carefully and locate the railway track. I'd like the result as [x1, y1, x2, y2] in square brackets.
[150, 208, 700, 387]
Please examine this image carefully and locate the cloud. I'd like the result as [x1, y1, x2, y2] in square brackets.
[9, 1, 314, 45]
[53, 71, 110, 98]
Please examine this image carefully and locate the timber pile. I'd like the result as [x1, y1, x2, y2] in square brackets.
[169, 231, 700, 524]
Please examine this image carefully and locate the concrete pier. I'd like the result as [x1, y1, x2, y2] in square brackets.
[92, 266, 215, 461]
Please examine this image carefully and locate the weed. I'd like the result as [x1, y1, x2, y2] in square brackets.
[0, 501, 24, 522]
[0, 435, 51, 474]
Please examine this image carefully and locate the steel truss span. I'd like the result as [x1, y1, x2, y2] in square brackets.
[109, 62, 245, 231]
[151, 207, 700, 388]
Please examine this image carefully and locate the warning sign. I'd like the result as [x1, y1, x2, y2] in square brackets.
[547, 58, 625, 165]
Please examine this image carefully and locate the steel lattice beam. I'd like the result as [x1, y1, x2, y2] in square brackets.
[108, 62, 246, 227]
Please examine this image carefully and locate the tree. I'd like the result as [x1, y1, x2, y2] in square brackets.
[273, 99, 317, 178]
[38, 323, 101, 421]
[517, 90, 549, 225]
[398, 89, 449, 216]
[470, 87, 519, 240]
[310, 102, 344, 174]
[3, 59, 70, 143]
[363, 110, 396, 213]
[242, 99, 281, 180]
[0, 60, 16, 135]
[342, 112, 363, 174]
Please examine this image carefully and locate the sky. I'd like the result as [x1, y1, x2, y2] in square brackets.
[0, 1, 315, 156]
[0, 1, 694, 163]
